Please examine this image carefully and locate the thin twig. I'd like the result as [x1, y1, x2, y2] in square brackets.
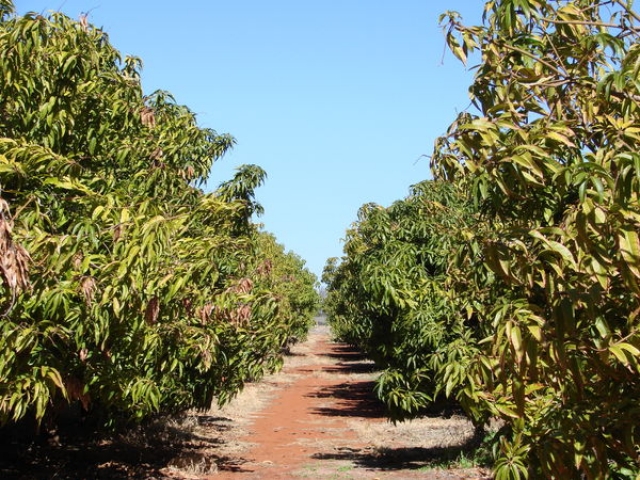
[541, 17, 627, 29]
[612, 0, 640, 23]
[499, 42, 568, 78]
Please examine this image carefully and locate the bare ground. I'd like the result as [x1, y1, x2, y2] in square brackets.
[0, 326, 491, 479]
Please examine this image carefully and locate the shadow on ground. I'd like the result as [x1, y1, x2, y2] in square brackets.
[311, 436, 486, 472]
[0, 415, 233, 479]
[303, 342, 386, 419]
[308, 380, 384, 418]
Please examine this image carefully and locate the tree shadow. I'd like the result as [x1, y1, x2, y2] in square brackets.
[321, 344, 378, 375]
[0, 414, 233, 479]
[304, 342, 382, 418]
[0, 437, 175, 479]
[311, 433, 487, 472]
[322, 344, 369, 362]
[194, 414, 234, 431]
[307, 380, 385, 418]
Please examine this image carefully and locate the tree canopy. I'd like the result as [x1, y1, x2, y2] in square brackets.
[0, 3, 319, 429]
[325, 1, 640, 477]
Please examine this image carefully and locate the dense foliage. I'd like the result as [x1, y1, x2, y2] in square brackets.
[0, 3, 319, 430]
[325, 0, 640, 478]
[322, 181, 483, 421]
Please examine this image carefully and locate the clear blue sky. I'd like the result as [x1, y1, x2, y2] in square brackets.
[18, 1, 482, 280]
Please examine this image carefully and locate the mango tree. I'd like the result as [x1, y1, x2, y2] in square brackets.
[322, 181, 485, 421]
[0, 3, 319, 430]
[433, 0, 640, 477]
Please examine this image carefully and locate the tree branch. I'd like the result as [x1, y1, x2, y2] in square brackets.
[499, 42, 567, 78]
[542, 17, 623, 29]
[612, 0, 640, 23]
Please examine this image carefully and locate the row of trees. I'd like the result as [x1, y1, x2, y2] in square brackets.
[324, 0, 640, 478]
[0, 3, 319, 429]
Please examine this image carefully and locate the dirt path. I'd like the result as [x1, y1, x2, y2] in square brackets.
[0, 325, 490, 479]
[175, 325, 489, 480]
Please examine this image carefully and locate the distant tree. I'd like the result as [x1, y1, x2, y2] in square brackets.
[323, 180, 482, 420]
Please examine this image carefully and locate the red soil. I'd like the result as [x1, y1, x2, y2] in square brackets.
[214, 339, 381, 478]
[207, 328, 488, 480]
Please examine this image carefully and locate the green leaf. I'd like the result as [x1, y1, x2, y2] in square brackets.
[619, 227, 640, 278]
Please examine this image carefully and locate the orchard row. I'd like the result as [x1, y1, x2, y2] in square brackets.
[324, 1, 640, 478]
[0, 3, 319, 430]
